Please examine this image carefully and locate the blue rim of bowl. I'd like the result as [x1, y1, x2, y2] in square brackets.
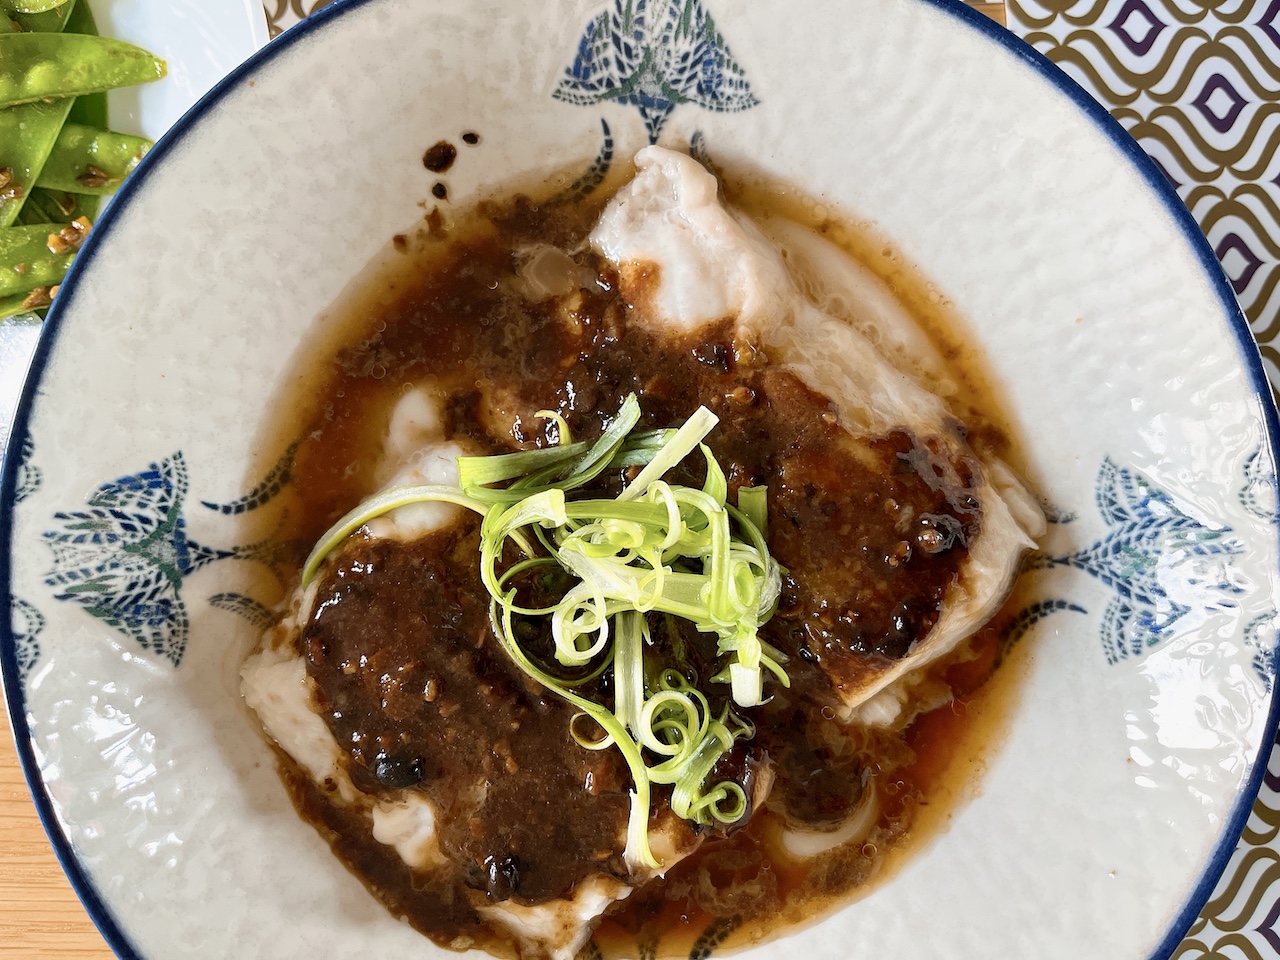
[1, 0, 1277, 958]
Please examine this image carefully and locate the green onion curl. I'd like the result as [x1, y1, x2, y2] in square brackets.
[299, 395, 789, 870]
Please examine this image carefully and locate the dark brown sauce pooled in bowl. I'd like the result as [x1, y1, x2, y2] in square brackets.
[246, 161, 1039, 959]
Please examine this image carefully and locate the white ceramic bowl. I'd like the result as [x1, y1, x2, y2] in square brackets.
[3, 1, 1278, 958]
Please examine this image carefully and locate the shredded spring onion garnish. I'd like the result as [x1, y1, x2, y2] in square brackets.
[301, 394, 788, 870]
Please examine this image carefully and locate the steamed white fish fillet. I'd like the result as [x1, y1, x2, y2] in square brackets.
[778, 785, 879, 861]
[592, 145, 1044, 726]
[758, 216, 962, 404]
[371, 795, 448, 869]
[244, 151, 1043, 960]
[479, 806, 706, 960]
[241, 603, 359, 804]
[242, 391, 459, 893]
[590, 148, 792, 340]
[479, 877, 631, 960]
[242, 387, 704, 959]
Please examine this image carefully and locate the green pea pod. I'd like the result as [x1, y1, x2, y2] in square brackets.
[67, 92, 107, 129]
[1, 17, 19, 33]
[63, 0, 107, 128]
[16, 187, 98, 224]
[0, 0, 73, 13]
[0, 97, 76, 227]
[0, 292, 43, 321]
[0, 34, 166, 108]
[60, 0, 85, 30]
[10, 0, 76, 31]
[0, 223, 76, 298]
[11, 0, 76, 32]
[36, 124, 149, 194]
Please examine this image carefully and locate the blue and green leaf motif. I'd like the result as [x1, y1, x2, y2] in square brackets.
[14, 435, 42, 504]
[10, 597, 45, 682]
[1031, 457, 1246, 665]
[208, 592, 276, 631]
[555, 0, 758, 143]
[1240, 447, 1278, 522]
[41, 452, 254, 667]
[551, 119, 615, 204]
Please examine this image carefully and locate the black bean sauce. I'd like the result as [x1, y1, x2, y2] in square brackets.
[264, 181, 1027, 959]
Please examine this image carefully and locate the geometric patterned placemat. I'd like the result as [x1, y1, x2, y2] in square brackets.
[263, 1, 1280, 954]
[263, 1, 333, 37]
[1010, 0, 1280, 398]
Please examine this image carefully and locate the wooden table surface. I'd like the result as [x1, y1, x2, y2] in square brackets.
[0, 710, 113, 960]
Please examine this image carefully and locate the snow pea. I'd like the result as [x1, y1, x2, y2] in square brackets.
[0, 0, 99, 225]
[36, 123, 149, 194]
[10, 0, 76, 32]
[0, 291, 36, 321]
[61, 0, 107, 129]
[0, 97, 75, 227]
[67, 89, 107, 128]
[3, 5, 114, 212]
[0, 0, 72, 14]
[17, 187, 97, 225]
[0, 33, 166, 108]
[0, 223, 76, 298]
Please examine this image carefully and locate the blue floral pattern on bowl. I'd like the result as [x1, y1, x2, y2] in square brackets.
[555, 0, 758, 143]
[9, 597, 45, 683]
[40, 451, 275, 667]
[1040, 457, 1245, 661]
[1013, 454, 1274, 678]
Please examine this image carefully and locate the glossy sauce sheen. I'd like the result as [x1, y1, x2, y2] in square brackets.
[261, 179, 1032, 958]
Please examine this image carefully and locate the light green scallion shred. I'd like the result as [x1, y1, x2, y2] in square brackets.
[300, 394, 788, 871]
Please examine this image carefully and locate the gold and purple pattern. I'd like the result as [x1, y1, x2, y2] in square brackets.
[262, 0, 335, 38]
[1178, 741, 1280, 959]
[261, 1, 1280, 954]
[1009, 0, 1280, 393]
